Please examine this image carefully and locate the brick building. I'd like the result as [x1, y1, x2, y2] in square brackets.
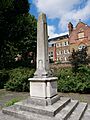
[48, 34, 70, 63]
[48, 21, 90, 63]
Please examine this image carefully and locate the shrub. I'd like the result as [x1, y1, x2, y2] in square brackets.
[5, 67, 35, 92]
[55, 66, 90, 93]
[0, 69, 9, 89]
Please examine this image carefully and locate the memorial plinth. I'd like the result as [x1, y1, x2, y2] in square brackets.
[29, 77, 59, 106]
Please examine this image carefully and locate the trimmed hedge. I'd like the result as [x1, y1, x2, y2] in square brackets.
[1, 65, 90, 93]
[5, 67, 35, 92]
[0, 69, 9, 89]
[55, 66, 90, 93]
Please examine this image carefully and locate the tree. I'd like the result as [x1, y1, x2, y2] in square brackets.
[69, 47, 89, 74]
[0, 0, 37, 69]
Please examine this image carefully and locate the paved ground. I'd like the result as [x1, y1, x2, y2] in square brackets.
[0, 89, 90, 110]
[0, 89, 29, 110]
[0, 111, 21, 120]
[0, 89, 90, 120]
[58, 92, 90, 104]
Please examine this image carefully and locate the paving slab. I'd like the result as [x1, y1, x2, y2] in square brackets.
[0, 110, 20, 120]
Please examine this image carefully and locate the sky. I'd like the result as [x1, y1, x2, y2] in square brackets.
[29, 0, 90, 39]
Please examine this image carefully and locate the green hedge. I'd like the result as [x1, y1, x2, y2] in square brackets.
[55, 66, 90, 93]
[5, 67, 35, 92]
[0, 69, 9, 89]
[1, 65, 90, 93]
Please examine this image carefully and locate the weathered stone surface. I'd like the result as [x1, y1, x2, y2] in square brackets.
[23, 95, 60, 106]
[29, 77, 58, 101]
[68, 102, 88, 120]
[82, 105, 90, 120]
[0, 110, 20, 120]
[2, 97, 90, 120]
[13, 97, 70, 117]
[34, 13, 50, 78]
[28, 13, 59, 106]
[55, 100, 79, 120]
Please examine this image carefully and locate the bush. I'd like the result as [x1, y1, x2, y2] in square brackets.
[5, 67, 35, 92]
[55, 66, 90, 93]
[0, 69, 9, 89]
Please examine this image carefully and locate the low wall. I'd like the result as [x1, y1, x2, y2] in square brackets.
[50, 63, 72, 69]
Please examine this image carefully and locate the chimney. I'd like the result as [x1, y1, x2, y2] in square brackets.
[68, 22, 73, 35]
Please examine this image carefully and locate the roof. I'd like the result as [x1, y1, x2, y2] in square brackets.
[48, 34, 69, 42]
[75, 21, 87, 30]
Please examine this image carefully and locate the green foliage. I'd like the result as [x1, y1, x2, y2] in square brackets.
[0, 0, 37, 69]
[0, 70, 9, 89]
[5, 68, 35, 92]
[5, 98, 21, 107]
[69, 47, 89, 74]
[55, 66, 90, 93]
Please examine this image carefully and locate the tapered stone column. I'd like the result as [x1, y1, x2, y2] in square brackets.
[28, 13, 59, 106]
[34, 13, 50, 77]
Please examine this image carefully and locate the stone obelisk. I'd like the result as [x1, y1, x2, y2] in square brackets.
[34, 13, 49, 77]
[29, 13, 58, 106]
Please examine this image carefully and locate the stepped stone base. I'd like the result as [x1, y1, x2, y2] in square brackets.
[2, 96, 89, 120]
[26, 95, 60, 106]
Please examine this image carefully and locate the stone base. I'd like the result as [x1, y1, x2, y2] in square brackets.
[23, 95, 60, 106]
[28, 77, 58, 106]
[2, 97, 71, 119]
[2, 97, 88, 120]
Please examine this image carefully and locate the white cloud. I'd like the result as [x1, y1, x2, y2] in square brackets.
[33, 0, 90, 37]
[48, 25, 68, 39]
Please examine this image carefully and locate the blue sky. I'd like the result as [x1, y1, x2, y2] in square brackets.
[29, 0, 90, 39]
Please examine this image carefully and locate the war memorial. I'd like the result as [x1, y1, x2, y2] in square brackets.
[1, 13, 90, 120]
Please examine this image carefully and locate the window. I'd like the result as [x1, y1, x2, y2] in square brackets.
[64, 42, 67, 46]
[63, 41, 69, 46]
[60, 57, 63, 61]
[67, 49, 70, 54]
[52, 44, 54, 47]
[78, 32, 84, 39]
[78, 44, 86, 50]
[49, 52, 53, 57]
[56, 43, 61, 47]
[57, 51, 59, 55]
[56, 43, 59, 47]
[59, 43, 61, 47]
[59, 51, 62, 55]
[64, 57, 67, 61]
[64, 50, 67, 54]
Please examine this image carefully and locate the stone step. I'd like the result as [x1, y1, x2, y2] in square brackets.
[14, 97, 71, 117]
[2, 105, 54, 120]
[82, 105, 90, 120]
[55, 100, 79, 120]
[68, 102, 88, 120]
[2, 98, 90, 120]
